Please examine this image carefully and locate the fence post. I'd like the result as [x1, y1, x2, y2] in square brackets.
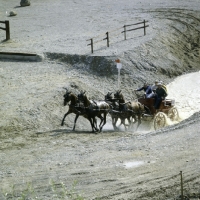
[5, 20, 10, 40]
[123, 25, 126, 40]
[180, 171, 184, 200]
[91, 38, 93, 53]
[106, 32, 109, 47]
[144, 20, 146, 36]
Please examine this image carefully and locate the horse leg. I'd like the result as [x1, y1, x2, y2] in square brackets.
[123, 121, 128, 131]
[112, 117, 118, 131]
[93, 117, 99, 132]
[131, 115, 137, 131]
[136, 115, 142, 130]
[98, 115, 104, 131]
[72, 114, 79, 131]
[117, 118, 124, 129]
[61, 110, 71, 126]
[127, 117, 132, 130]
[87, 116, 99, 133]
[87, 117, 96, 133]
[111, 116, 116, 130]
[120, 118, 129, 131]
[99, 113, 107, 132]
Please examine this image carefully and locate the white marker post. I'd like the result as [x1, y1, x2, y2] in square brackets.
[115, 59, 122, 90]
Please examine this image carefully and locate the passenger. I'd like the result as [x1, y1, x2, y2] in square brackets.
[150, 80, 168, 98]
[135, 83, 153, 98]
[160, 81, 168, 94]
[151, 80, 159, 92]
[154, 82, 168, 109]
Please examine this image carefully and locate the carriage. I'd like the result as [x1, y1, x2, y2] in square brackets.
[137, 97, 179, 130]
[61, 89, 179, 132]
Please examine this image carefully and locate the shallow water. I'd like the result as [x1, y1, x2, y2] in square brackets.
[124, 161, 145, 168]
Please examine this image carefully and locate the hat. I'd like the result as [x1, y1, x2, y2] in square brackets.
[155, 80, 159, 83]
[157, 82, 162, 86]
[143, 82, 148, 86]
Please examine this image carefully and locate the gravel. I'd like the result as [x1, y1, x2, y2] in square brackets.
[0, 0, 200, 199]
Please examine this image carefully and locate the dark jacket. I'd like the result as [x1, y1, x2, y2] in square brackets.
[137, 86, 152, 95]
[155, 87, 167, 98]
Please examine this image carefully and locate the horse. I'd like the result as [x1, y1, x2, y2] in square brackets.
[105, 92, 130, 131]
[61, 89, 98, 132]
[114, 90, 146, 130]
[78, 91, 110, 132]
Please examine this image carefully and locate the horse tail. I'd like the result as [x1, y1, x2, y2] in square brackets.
[137, 102, 148, 115]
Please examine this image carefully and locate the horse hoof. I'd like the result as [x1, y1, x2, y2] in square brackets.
[91, 130, 97, 133]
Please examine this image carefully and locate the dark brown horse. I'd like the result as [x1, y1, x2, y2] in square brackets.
[114, 90, 145, 130]
[105, 92, 130, 131]
[61, 89, 98, 132]
[78, 91, 110, 132]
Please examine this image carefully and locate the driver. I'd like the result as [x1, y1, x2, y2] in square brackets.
[134, 82, 153, 98]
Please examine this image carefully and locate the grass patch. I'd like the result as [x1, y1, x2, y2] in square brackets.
[1, 180, 85, 200]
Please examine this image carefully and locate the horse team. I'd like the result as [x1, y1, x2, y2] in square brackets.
[61, 89, 146, 132]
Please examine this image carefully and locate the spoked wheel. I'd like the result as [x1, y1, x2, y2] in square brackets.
[168, 107, 179, 121]
[154, 112, 167, 130]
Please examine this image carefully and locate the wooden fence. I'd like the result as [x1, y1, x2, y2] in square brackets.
[0, 20, 10, 40]
[87, 20, 149, 53]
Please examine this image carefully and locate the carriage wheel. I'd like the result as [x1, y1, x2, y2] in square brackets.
[154, 112, 167, 130]
[168, 107, 179, 121]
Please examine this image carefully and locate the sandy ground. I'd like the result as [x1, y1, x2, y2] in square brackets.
[0, 0, 200, 199]
[167, 72, 200, 120]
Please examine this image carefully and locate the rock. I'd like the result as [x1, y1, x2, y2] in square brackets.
[9, 11, 17, 16]
[20, 0, 31, 7]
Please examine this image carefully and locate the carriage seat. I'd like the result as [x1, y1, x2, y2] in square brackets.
[164, 99, 175, 106]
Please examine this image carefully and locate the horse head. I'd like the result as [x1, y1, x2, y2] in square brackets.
[78, 90, 87, 103]
[114, 90, 125, 102]
[105, 92, 113, 101]
[63, 89, 72, 106]
[114, 90, 121, 98]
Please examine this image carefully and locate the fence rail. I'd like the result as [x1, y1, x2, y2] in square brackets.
[0, 20, 10, 40]
[87, 20, 149, 53]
